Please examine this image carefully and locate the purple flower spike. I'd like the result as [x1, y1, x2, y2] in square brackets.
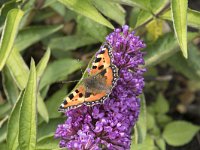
[55, 25, 146, 150]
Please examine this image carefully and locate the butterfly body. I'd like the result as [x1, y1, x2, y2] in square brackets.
[84, 70, 112, 93]
[58, 43, 118, 112]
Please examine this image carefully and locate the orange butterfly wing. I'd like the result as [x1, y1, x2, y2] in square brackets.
[89, 43, 113, 76]
[58, 85, 85, 112]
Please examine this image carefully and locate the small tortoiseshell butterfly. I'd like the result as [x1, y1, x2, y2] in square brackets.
[58, 42, 118, 112]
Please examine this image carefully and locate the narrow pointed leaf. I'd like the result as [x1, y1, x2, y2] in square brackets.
[135, 0, 168, 28]
[36, 48, 51, 122]
[2, 66, 19, 105]
[40, 58, 83, 90]
[135, 94, 147, 144]
[144, 33, 178, 67]
[0, 119, 7, 143]
[19, 60, 37, 150]
[0, 8, 24, 70]
[110, 0, 150, 11]
[49, 35, 98, 51]
[7, 91, 24, 150]
[36, 136, 60, 149]
[144, 32, 197, 67]
[37, 94, 49, 123]
[15, 25, 63, 51]
[6, 48, 50, 121]
[6, 48, 29, 90]
[58, 0, 114, 29]
[167, 43, 200, 80]
[37, 118, 65, 140]
[171, 0, 188, 58]
[36, 48, 51, 80]
[0, 103, 11, 118]
[45, 86, 67, 119]
[161, 8, 200, 29]
[92, 0, 125, 25]
[77, 16, 108, 42]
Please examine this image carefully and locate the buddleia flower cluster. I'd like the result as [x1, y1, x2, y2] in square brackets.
[55, 25, 146, 150]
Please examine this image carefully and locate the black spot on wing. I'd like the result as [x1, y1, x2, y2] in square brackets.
[85, 92, 92, 98]
[100, 69, 107, 76]
[75, 89, 79, 93]
[92, 66, 97, 69]
[79, 93, 83, 98]
[59, 105, 63, 109]
[98, 65, 104, 70]
[68, 93, 74, 100]
[95, 57, 102, 63]
[63, 100, 68, 105]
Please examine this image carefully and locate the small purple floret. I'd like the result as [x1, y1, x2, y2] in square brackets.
[55, 25, 146, 150]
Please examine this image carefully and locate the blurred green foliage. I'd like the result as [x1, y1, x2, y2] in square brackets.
[0, 0, 200, 150]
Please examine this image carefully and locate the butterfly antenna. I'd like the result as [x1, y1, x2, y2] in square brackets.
[61, 80, 80, 84]
[59, 59, 84, 85]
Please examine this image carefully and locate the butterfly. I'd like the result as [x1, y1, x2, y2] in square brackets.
[58, 42, 118, 112]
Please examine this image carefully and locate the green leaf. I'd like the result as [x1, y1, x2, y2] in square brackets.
[19, 60, 37, 150]
[0, 118, 7, 143]
[36, 136, 60, 150]
[111, 0, 150, 11]
[155, 138, 166, 150]
[156, 114, 172, 128]
[6, 48, 50, 122]
[161, 8, 200, 29]
[0, 8, 24, 70]
[163, 121, 200, 146]
[132, 135, 156, 150]
[0, 0, 18, 27]
[153, 93, 169, 114]
[36, 48, 51, 80]
[15, 25, 63, 51]
[2, 66, 19, 105]
[144, 33, 178, 67]
[0, 143, 7, 150]
[171, 0, 188, 58]
[49, 34, 98, 51]
[92, 0, 125, 25]
[49, 2, 66, 16]
[77, 16, 107, 42]
[186, 44, 200, 78]
[135, 94, 147, 144]
[0, 103, 11, 118]
[43, 0, 57, 8]
[135, 10, 152, 28]
[58, 0, 113, 29]
[40, 85, 50, 99]
[129, 7, 140, 28]
[37, 94, 49, 123]
[167, 52, 199, 80]
[7, 91, 24, 150]
[39, 58, 83, 90]
[6, 48, 29, 90]
[146, 113, 156, 130]
[167, 43, 200, 81]
[37, 118, 65, 140]
[36, 49, 51, 122]
[45, 86, 67, 119]
[135, 0, 168, 28]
